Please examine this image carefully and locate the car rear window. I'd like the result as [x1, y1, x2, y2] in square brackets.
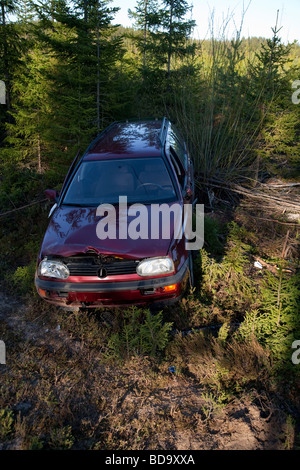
[62, 157, 177, 205]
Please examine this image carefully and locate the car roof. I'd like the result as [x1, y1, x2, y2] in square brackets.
[83, 119, 166, 161]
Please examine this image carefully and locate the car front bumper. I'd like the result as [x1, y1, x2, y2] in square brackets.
[35, 259, 190, 308]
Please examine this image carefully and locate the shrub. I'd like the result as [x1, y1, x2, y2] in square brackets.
[200, 222, 258, 316]
[48, 426, 74, 450]
[238, 269, 300, 364]
[0, 408, 14, 440]
[7, 261, 37, 295]
[107, 307, 173, 361]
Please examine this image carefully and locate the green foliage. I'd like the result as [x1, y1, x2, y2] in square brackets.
[199, 214, 225, 257]
[200, 222, 258, 315]
[107, 307, 173, 360]
[238, 268, 300, 363]
[246, 25, 299, 177]
[49, 425, 74, 450]
[199, 218, 300, 368]
[4, 44, 53, 171]
[0, 2, 299, 182]
[200, 390, 227, 421]
[169, 25, 299, 180]
[217, 322, 230, 346]
[0, 164, 54, 290]
[7, 261, 36, 295]
[249, 24, 292, 102]
[283, 415, 296, 450]
[129, 0, 195, 75]
[0, 408, 14, 440]
[26, 436, 44, 450]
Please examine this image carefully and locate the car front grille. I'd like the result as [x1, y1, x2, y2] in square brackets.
[63, 255, 139, 278]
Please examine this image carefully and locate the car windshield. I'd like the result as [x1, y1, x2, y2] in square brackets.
[62, 157, 178, 205]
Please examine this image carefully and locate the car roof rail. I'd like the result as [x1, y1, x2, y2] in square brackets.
[84, 121, 118, 155]
[159, 117, 169, 146]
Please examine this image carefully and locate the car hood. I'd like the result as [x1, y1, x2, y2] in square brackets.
[39, 203, 183, 260]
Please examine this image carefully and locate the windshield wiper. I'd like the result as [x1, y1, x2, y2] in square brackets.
[62, 203, 96, 207]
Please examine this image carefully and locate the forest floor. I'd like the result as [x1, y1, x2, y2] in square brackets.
[0, 283, 291, 451]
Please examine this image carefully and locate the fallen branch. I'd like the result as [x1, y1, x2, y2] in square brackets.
[0, 199, 47, 218]
[196, 177, 300, 213]
[258, 182, 300, 189]
[237, 210, 300, 227]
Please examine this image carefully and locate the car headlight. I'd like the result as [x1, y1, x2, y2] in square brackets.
[38, 258, 70, 280]
[137, 257, 174, 277]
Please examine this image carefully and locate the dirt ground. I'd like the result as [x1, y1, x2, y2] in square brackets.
[0, 283, 292, 451]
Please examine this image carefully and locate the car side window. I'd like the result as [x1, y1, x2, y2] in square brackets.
[170, 146, 185, 189]
[169, 129, 186, 167]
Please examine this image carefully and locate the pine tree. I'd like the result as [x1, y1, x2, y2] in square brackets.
[0, 0, 20, 118]
[127, 0, 197, 117]
[15, 0, 36, 31]
[249, 14, 292, 105]
[248, 15, 298, 177]
[239, 269, 300, 363]
[128, 0, 160, 70]
[4, 43, 54, 172]
[147, 0, 196, 76]
[82, 0, 122, 130]
[15, 0, 120, 173]
[37, 0, 122, 141]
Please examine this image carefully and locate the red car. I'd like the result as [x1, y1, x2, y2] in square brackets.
[35, 118, 195, 309]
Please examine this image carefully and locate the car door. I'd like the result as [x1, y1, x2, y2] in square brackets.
[168, 127, 195, 284]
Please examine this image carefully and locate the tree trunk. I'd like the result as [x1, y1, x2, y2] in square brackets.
[37, 131, 42, 173]
[167, 0, 174, 76]
[83, 0, 88, 22]
[143, 0, 148, 69]
[1, 1, 11, 112]
[96, 4, 100, 131]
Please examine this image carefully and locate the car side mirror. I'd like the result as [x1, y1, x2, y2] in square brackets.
[45, 189, 59, 202]
[183, 187, 193, 200]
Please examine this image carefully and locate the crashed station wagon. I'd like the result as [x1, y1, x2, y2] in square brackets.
[35, 118, 196, 309]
